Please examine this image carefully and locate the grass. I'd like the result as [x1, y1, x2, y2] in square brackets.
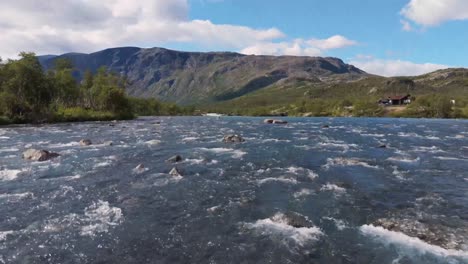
[52, 107, 134, 122]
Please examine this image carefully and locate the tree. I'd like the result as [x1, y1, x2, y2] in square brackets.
[50, 58, 78, 107]
[90, 66, 131, 115]
[0, 52, 51, 119]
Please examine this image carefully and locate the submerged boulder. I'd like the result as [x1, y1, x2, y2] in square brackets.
[166, 155, 183, 163]
[134, 163, 146, 173]
[22, 149, 59, 162]
[103, 141, 114, 146]
[79, 139, 92, 146]
[223, 134, 245, 143]
[264, 119, 288, 124]
[272, 120, 288, 124]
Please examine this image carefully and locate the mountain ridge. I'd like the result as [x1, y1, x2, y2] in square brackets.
[39, 46, 368, 104]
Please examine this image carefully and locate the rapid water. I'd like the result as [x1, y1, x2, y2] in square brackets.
[0, 117, 467, 264]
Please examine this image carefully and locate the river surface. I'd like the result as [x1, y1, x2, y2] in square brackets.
[0, 117, 467, 264]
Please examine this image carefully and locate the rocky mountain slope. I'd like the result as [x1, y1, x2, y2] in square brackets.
[39, 47, 368, 104]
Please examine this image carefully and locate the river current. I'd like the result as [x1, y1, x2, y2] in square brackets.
[0, 117, 467, 264]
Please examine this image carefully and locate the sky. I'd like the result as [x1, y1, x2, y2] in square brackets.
[0, 0, 467, 76]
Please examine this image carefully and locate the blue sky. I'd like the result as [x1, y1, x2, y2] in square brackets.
[0, 0, 467, 76]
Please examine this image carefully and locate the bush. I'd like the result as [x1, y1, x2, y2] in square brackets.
[402, 95, 454, 118]
[352, 100, 384, 117]
[53, 107, 120, 122]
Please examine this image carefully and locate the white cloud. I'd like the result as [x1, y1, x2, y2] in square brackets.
[401, 0, 468, 26]
[400, 20, 413, 31]
[349, 58, 450, 77]
[240, 35, 357, 56]
[307, 35, 357, 50]
[0, 0, 285, 58]
[0, 1, 358, 59]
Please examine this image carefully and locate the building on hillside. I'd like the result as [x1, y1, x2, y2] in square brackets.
[379, 94, 412, 106]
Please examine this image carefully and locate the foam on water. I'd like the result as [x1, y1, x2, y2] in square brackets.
[412, 146, 445, 153]
[182, 137, 198, 142]
[320, 183, 346, 194]
[198, 147, 247, 159]
[0, 147, 19, 153]
[434, 156, 467, 161]
[317, 141, 359, 153]
[286, 166, 319, 180]
[293, 189, 314, 199]
[245, 213, 323, 247]
[323, 217, 348, 230]
[80, 200, 123, 237]
[323, 157, 379, 170]
[392, 166, 409, 181]
[361, 133, 385, 138]
[360, 225, 468, 261]
[0, 192, 33, 200]
[144, 139, 161, 145]
[47, 142, 80, 149]
[260, 138, 292, 143]
[0, 169, 23, 181]
[258, 177, 298, 185]
[0, 231, 15, 242]
[387, 156, 421, 164]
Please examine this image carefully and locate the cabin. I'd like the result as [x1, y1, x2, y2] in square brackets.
[379, 94, 412, 106]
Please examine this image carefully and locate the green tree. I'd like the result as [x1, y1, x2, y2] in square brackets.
[0, 52, 51, 120]
[50, 58, 78, 107]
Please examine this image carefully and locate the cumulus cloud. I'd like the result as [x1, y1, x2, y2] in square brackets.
[308, 35, 357, 50]
[0, 0, 286, 58]
[349, 58, 450, 77]
[401, 0, 468, 26]
[0, 1, 359, 59]
[240, 35, 357, 56]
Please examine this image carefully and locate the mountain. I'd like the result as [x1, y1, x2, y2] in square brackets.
[39, 47, 368, 104]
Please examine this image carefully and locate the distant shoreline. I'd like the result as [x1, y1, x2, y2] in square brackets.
[1, 114, 467, 127]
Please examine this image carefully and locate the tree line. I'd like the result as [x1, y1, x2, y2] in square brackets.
[0, 52, 192, 124]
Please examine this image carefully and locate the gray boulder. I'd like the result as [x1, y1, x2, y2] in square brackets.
[264, 119, 288, 124]
[134, 163, 146, 173]
[166, 155, 183, 163]
[169, 167, 182, 177]
[79, 139, 92, 146]
[22, 149, 59, 162]
[223, 134, 245, 143]
[272, 120, 288, 124]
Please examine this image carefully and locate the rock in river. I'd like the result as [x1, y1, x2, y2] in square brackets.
[166, 155, 183, 163]
[134, 163, 146, 173]
[223, 134, 245, 143]
[272, 120, 288, 124]
[79, 139, 92, 146]
[264, 119, 288, 124]
[169, 167, 182, 177]
[22, 149, 59, 162]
